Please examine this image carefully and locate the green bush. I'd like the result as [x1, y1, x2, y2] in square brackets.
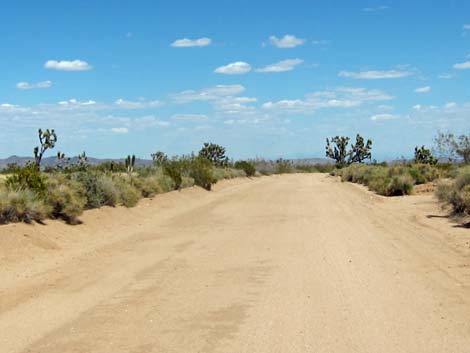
[96, 174, 121, 206]
[190, 157, 217, 191]
[180, 176, 195, 189]
[114, 177, 140, 207]
[336, 164, 416, 196]
[5, 163, 47, 197]
[45, 174, 86, 224]
[234, 161, 256, 177]
[437, 167, 470, 215]
[386, 175, 414, 196]
[71, 171, 104, 209]
[408, 164, 439, 185]
[134, 176, 162, 198]
[0, 190, 50, 224]
[163, 159, 184, 190]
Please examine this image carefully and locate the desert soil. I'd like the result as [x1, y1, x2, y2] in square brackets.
[1, 174, 470, 353]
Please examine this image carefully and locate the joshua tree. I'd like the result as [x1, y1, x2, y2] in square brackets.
[125, 154, 136, 175]
[199, 142, 228, 167]
[56, 151, 70, 169]
[326, 134, 372, 168]
[151, 151, 168, 166]
[77, 151, 88, 167]
[414, 146, 438, 165]
[34, 128, 57, 168]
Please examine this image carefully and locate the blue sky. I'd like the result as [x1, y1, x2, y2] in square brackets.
[1, 0, 469, 160]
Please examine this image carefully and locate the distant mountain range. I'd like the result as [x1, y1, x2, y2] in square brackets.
[0, 156, 331, 170]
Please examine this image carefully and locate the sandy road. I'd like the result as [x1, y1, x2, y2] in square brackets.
[1, 174, 470, 353]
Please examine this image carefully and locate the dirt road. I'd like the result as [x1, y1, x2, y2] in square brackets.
[1, 174, 470, 352]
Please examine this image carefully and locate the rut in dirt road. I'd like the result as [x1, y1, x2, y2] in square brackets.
[1, 174, 470, 353]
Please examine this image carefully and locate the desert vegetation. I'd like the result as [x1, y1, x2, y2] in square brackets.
[1, 129, 470, 225]
[0, 130, 263, 225]
[327, 132, 470, 218]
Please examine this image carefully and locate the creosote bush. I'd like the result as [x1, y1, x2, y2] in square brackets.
[333, 163, 441, 196]
[234, 161, 256, 177]
[0, 190, 50, 224]
[45, 174, 86, 224]
[436, 167, 470, 216]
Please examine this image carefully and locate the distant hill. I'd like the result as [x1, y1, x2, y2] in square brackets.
[0, 156, 154, 169]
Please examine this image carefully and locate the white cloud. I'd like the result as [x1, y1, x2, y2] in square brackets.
[269, 35, 305, 48]
[171, 37, 212, 47]
[262, 87, 393, 114]
[370, 113, 398, 121]
[173, 84, 246, 103]
[44, 60, 92, 71]
[444, 102, 457, 109]
[438, 73, 456, 79]
[363, 5, 389, 12]
[463, 24, 470, 30]
[454, 61, 470, 70]
[414, 86, 431, 93]
[57, 99, 98, 108]
[16, 80, 52, 90]
[171, 114, 209, 122]
[256, 59, 303, 73]
[338, 69, 412, 79]
[114, 98, 162, 109]
[214, 61, 251, 75]
[111, 127, 129, 134]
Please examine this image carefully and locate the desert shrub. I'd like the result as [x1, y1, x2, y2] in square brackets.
[133, 176, 162, 198]
[436, 166, 470, 215]
[163, 159, 184, 190]
[212, 168, 226, 181]
[234, 161, 256, 177]
[336, 164, 415, 196]
[226, 168, 247, 178]
[96, 174, 121, 206]
[189, 157, 217, 191]
[275, 159, 293, 174]
[45, 174, 86, 224]
[180, 176, 195, 189]
[158, 174, 176, 192]
[114, 177, 140, 207]
[408, 164, 439, 185]
[5, 163, 47, 197]
[71, 171, 104, 209]
[0, 190, 50, 224]
[386, 175, 414, 196]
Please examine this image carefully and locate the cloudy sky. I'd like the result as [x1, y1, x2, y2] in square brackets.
[1, 0, 469, 160]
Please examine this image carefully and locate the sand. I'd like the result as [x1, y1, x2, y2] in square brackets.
[1, 174, 470, 352]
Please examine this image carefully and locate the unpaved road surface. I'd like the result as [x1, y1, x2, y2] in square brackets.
[1, 174, 470, 353]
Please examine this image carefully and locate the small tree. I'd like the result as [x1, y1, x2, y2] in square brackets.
[326, 134, 372, 168]
[34, 128, 57, 168]
[199, 143, 228, 167]
[414, 146, 438, 165]
[434, 132, 470, 164]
